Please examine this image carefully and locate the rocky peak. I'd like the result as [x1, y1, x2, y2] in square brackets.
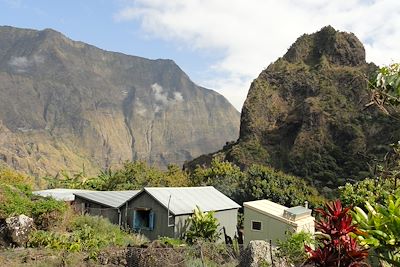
[283, 25, 365, 67]
[186, 26, 400, 189]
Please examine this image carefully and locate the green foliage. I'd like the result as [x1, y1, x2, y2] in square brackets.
[0, 164, 35, 188]
[353, 191, 400, 265]
[185, 206, 220, 243]
[29, 215, 144, 259]
[339, 177, 396, 208]
[44, 161, 190, 191]
[191, 158, 244, 198]
[159, 236, 186, 247]
[276, 231, 314, 266]
[368, 62, 400, 113]
[31, 197, 67, 229]
[0, 182, 66, 228]
[236, 164, 325, 208]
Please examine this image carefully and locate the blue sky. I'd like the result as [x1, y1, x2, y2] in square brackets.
[1, 0, 400, 110]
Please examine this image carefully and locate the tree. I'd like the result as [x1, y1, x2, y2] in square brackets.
[366, 63, 400, 114]
[42, 161, 190, 191]
[236, 164, 325, 208]
[191, 158, 244, 199]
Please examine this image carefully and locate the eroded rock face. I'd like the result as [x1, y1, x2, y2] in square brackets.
[5, 214, 33, 247]
[186, 26, 400, 188]
[0, 26, 240, 175]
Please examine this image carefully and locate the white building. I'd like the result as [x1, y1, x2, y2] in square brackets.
[243, 199, 314, 246]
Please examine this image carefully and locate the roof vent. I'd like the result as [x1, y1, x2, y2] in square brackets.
[283, 206, 311, 221]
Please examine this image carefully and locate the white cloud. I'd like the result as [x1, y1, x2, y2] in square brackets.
[8, 54, 45, 73]
[152, 83, 169, 106]
[115, 0, 400, 110]
[173, 91, 183, 102]
[8, 56, 30, 71]
[151, 83, 184, 113]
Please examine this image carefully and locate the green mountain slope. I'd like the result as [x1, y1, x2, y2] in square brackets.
[185, 26, 400, 188]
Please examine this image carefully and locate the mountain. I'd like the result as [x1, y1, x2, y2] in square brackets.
[185, 26, 400, 188]
[0, 26, 240, 175]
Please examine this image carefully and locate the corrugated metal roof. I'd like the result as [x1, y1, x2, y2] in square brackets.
[74, 190, 140, 208]
[33, 188, 94, 201]
[143, 186, 240, 215]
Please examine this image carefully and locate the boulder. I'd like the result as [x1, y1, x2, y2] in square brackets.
[240, 240, 271, 267]
[5, 214, 34, 247]
[240, 240, 292, 267]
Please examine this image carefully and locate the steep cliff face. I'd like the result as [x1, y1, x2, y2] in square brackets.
[0, 26, 240, 175]
[186, 26, 400, 187]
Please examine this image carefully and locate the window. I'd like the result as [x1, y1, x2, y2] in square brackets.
[133, 208, 155, 230]
[251, 220, 262, 231]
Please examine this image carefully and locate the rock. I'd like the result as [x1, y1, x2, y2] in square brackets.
[240, 240, 271, 267]
[186, 26, 400, 188]
[5, 214, 34, 247]
[240, 240, 292, 267]
[0, 26, 240, 175]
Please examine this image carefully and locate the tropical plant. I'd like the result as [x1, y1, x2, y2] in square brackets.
[185, 206, 220, 243]
[353, 191, 400, 266]
[366, 63, 400, 114]
[305, 199, 369, 267]
[43, 161, 190, 190]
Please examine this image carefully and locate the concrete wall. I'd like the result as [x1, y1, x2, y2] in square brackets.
[73, 197, 120, 225]
[244, 206, 295, 246]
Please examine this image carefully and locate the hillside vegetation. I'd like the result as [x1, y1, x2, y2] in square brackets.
[186, 26, 400, 190]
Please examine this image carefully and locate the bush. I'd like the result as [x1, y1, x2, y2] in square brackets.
[339, 177, 396, 208]
[353, 190, 400, 265]
[29, 215, 146, 259]
[276, 231, 314, 266]
[236, 164, 325, 208]
[185, 206, 220, 243]
[305, 200, 369, 267]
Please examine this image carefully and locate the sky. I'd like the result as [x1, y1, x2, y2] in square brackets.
[0, 0, 399, 111]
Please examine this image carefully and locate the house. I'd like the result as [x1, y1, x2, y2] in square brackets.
[33, 188, 94, 202]
[243, 199, 314, 246]
[74, 190, 140, 226]
[124, 186, 240, 241]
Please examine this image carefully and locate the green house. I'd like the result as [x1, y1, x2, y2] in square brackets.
[125, 186, 240, 241]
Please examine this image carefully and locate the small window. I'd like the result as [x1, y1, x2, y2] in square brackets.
[168, 214, 174, 227]
[251, 221, 262, 231]
[134, 209, 155, 230]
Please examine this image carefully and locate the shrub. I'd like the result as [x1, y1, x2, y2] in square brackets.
[29, 215, 146, 259]
[236, 164, 325, 208]
[185, 206, 220, 243]
[305, 200, 369, 267]
[353, 190, 400, 266]
[276, 231, 314, 265]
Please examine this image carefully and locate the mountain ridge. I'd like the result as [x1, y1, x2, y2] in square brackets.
[0, 25, 240, 175]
